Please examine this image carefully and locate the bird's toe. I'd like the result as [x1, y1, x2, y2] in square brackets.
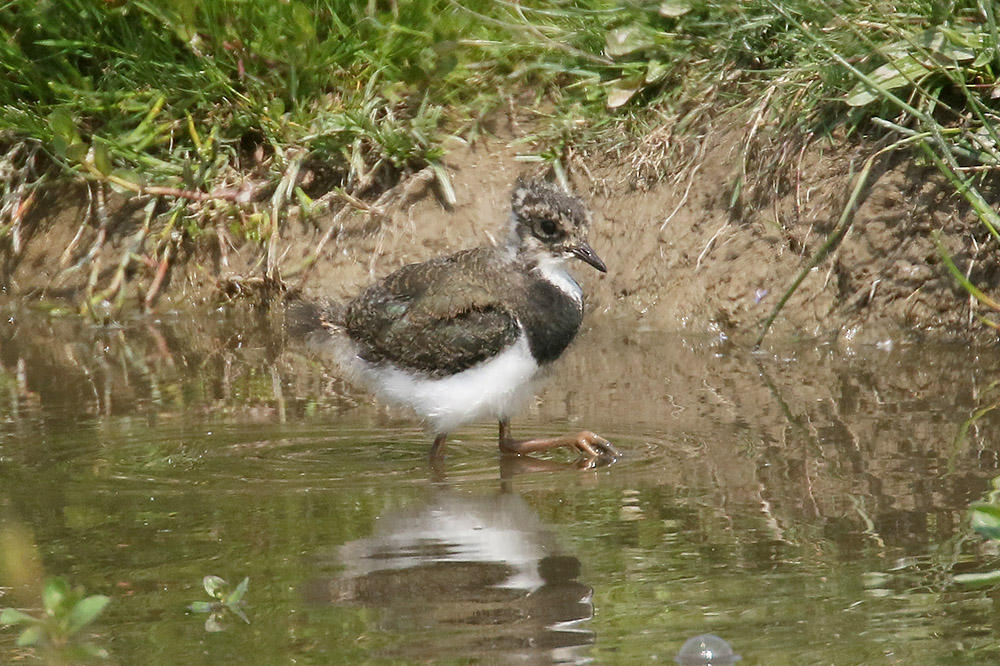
[574, 431, 620, 464]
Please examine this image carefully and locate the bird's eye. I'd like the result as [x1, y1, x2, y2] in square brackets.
[539, 218, 558, 236]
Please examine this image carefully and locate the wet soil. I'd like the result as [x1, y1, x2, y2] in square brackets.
[4, 119, 1000, 346]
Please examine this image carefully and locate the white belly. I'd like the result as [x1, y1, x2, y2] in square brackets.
[356, 333, 545, 435]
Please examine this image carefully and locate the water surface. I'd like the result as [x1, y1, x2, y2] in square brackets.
[1, 308, 999, 664]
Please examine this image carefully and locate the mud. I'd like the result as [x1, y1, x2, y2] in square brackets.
[4, 119, 999, 346]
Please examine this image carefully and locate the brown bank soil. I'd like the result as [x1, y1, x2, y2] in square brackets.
[5, 118, 1000, 347]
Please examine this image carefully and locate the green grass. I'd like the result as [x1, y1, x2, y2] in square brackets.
[1, 1, 999, 318]
[0, 0, 879, 195]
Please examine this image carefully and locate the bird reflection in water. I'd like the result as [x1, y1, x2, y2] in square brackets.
[303, 484, 595, 664]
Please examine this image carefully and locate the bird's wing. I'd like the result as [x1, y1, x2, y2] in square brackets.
[343, 250, 521, 377]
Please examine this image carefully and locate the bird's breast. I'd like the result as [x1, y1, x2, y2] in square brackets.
[518, 276, 584, 365]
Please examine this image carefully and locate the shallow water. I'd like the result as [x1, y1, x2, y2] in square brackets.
[1, 307, 1000, 665]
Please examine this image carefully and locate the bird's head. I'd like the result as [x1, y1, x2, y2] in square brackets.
[508, 179, 606, 273]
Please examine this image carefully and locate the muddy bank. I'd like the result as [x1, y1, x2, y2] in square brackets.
[4, 121, 999, 346]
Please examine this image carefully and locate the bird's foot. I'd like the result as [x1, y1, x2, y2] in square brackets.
[498, 427, 620, 467]
[568, 430, 620, 462]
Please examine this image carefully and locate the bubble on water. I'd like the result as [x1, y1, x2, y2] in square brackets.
[674, 634, 741, 665]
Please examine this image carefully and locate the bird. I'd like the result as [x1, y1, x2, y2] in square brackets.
[307, 178, 618, 465]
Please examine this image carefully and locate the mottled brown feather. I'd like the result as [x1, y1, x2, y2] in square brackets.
[344, 247, 524, 377]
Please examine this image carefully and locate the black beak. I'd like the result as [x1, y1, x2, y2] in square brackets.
[571, 241, 607, 273]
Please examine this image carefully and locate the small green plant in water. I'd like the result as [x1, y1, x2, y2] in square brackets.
[0, 577, 110, 661]
[954, 477, 1000, 587]
[188, 575, 250, 632]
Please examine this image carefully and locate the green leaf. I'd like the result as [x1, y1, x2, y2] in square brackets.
[970, 503, 1000, 539]
[659, 1, 691, 17]
[109, 169, 143, 193]
[972, 50, 993, 68]
[974, 525, 1000, 540]
[91, 143, 112, 176]
[294, 186, 313, 210]
[66, 595, 109, 634]
[927, 26, 976, 60]
[430, 163, 456, 208]
[606, 85, 639, 109]
[954, 570, 1000, 587]
[16, 624, 44, 647]
[645, 59, 669, 84]
[605, 25, 654, 58]
[49, 111, 75, 141]
[202, 576, 227, 599]
[846, 54, 931, 107]
[874, 55, 934, 84]
[187, 601, 215, 614]
[205, 613, 225, 632]
[605, 74, 646, 109]
[42, 577, 71, 616]
[226, 577, 249, 605]
[1, 608, 39, 626]
[970, 502, 1000, 521]
[65, 142, 89, 164]
[35, 39, 89, 49]
[231, 605, 250, 624]
[52, 135, 70, 158]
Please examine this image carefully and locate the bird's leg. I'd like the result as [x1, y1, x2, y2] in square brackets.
[498, 418, 620, 463]
[429, 433, 448, 459]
